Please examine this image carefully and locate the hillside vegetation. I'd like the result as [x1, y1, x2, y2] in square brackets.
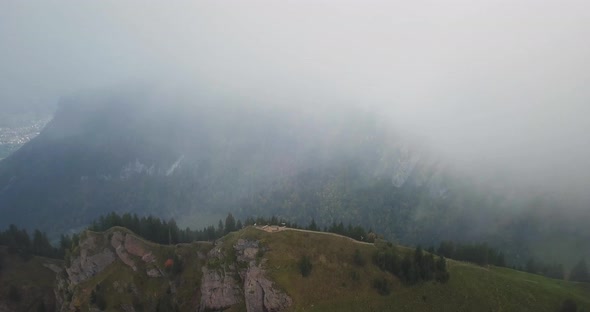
[0, 247, 62, 311]
[1, 226, 589, 311]
[215, 227, 590, 312]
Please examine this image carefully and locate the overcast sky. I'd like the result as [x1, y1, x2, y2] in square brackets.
[1, 0, 589, 194]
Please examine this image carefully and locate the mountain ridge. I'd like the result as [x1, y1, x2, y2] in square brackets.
[1, 225, 589, 311]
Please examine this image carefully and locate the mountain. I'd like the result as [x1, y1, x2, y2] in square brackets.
[0, 91, 588, 267]
[0, 91, 437, 234]
[1, 226, 589, 312]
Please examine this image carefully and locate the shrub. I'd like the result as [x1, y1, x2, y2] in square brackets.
[373, 277, 391, 295]
[299, 255, 313, 277]
[36, 302, 46, 312]
[435, 271, 450, 284]
[91, 284, 107, 310]
[559, 299, 577, 312]
[353, 249, 366, 266]
[8, 285, 21, 302]
[350, 270, 360, 281]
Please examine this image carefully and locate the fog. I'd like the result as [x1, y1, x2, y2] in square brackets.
[1, 0, 590, 199]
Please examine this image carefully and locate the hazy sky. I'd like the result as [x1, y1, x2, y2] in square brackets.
[1, 0, 589, 193]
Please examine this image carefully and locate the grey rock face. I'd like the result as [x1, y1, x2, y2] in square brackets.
[243, 265, 292, 312]
[111, 231, 137, 271]
[147, 268, 162, 278]
[196, 238, 293, 312]
[199, 241, 243, 312]
[199, 267, 243, 311]
[110, 231, 158, 273]
[234, 239, 292, 312]
[65, 234, 116, 285]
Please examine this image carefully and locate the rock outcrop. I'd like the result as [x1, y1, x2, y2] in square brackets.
[58, 229, 167, 311]
[65, 233, 116, 285]
[110, 231, 157, 272]
[243, 265, 292, 312]
[234, 239, 292, 312]
[111, 231, 137, 271]
[198, 238, 292, 312]
[198, 241, 243, 312]
[57, 229, 291, 312]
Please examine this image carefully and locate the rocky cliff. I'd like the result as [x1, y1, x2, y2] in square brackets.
[55, 227, 291, 312]
[199, 238, 291, 312]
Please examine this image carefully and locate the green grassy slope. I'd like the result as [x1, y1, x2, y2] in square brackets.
[4, 226, 587, 312]
[228, 227, 590, 312]
[0, 248, 62, 311]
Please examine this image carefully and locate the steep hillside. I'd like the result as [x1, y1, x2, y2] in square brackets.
[56, 227, 213, 312]
[2, 226, 580, 312]
[0, 247, 62, 312]
[231, 227, 590, 312]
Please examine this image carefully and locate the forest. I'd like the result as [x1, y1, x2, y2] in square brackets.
[1, 212, 588, 284]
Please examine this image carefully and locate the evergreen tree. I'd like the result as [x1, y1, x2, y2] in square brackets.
[308, 219, 318, 231]
[299, 255, 313, 277]
[225, 213, 236, 234]
[570, 258, 590, 282]
[526, 258, 537, 274]
[8, 285, 21, 302]
[217, 220, 224, 236]
[353, 249, 366, 266]
[372, 277, 391, 295]
[559, 299, 578, 312]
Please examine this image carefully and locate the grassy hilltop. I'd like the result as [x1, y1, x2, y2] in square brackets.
[227, 227, 590, 312]
[1, 226, 589, 312]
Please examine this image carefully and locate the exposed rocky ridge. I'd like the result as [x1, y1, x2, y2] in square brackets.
[53, 228, 291, 312]
[110, 230, 157, 273]
[57, 229, 171, 311]
[198, 238, 292, 312]
[198, 240, 242, 311]
[65, 233, 115, 285]
[236, 239, 292, 312]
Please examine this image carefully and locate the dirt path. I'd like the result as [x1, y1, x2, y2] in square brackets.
[254, 226, 374, 246]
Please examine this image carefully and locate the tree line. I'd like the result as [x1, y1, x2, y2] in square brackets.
[87, 212, 242, 244]
[0, 224, 66, 259]
[430, 240, 589, 283]
[2, 211, 587, 286]
[434, 240, 506, 267]
[373, 244, 449, 286]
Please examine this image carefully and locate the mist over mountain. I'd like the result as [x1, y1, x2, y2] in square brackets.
[0, 88, 420, 229]
[0, 88, 587, 268]
[1, 0, 590, 274]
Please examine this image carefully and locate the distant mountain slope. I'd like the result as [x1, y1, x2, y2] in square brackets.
[0, 91, 588, 267]
[0, 92, 431, 235]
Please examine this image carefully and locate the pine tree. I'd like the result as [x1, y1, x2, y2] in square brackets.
[570, 258, 589, 282]
[225, 213, 236, 234]
[299, 255, 313, 277]
[308, 219, 318, 231]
